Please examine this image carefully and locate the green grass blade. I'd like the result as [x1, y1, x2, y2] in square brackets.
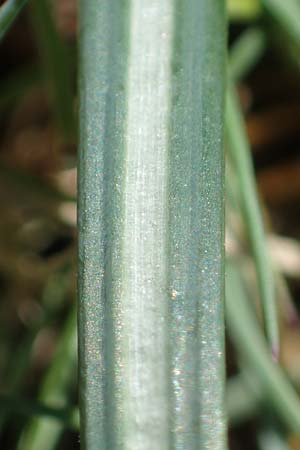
[78, 1, 226, 449]
[226, 84, 279, 357]
[228, 30, 300, 328]
[262, 0, 300, 47]
[229, 28, 267, 81]
[226, 261, 300, 434]
[169, 3, 226, 448]
[30, 0, 75, 139]
[17, 306, 77, 450]
[0, 0, 28, 41]
[258, 426, 293, 450]
[0, 265, 72, 436]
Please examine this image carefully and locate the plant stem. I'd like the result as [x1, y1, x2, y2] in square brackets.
[78, 1, 226, 449]
[17, 305, 77, 450]
[30, 0, 75, 139]
[226, 84, 279, 358]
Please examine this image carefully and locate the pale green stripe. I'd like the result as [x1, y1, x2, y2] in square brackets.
[119, 1, 173, 448]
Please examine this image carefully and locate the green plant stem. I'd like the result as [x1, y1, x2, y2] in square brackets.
[30, 0, 75, 139]
[0, 0, 29, 41]
[226, 134, 299, 329]
[78, 1, 226, 449]
[228, 30, 299, 328]
[17, 305, 77, 450]
[226, 261, 300, 434]
[226, 84, 279, 357]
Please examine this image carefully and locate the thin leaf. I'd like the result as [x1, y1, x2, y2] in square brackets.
[262, 0, 300, 47]
[30, 0, 75, 139]
[17, 305, 77, 450]
[228, 31, 299, 328]
[0, 265, 73, 435]
[226, 261, 300, 434]
[226, 84, 279, 357]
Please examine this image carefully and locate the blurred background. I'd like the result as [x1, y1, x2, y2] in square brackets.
[0, 0, 300, 449]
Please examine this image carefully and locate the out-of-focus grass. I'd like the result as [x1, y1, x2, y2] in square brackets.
[17, 305, 77, 450]
[226, 2, 300, 446]
[0, 1, 78, 449]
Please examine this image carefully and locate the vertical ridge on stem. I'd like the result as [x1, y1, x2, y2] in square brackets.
[168, 2, 226, 449]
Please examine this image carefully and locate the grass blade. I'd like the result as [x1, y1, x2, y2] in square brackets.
[17, 306, 77, 450]
[262, 0, 300, 47]
[0, 265, 73, 437]
[258, 426, 292, 450]
[30, 0, 75, 139]
[169, 4, 226, 448]
[226, 261, 300, 434]
[78, 1, 226, 449]
[226, 84, 279, 358]
[0, 0, 28, 41]
[229, 28, 267, 81]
